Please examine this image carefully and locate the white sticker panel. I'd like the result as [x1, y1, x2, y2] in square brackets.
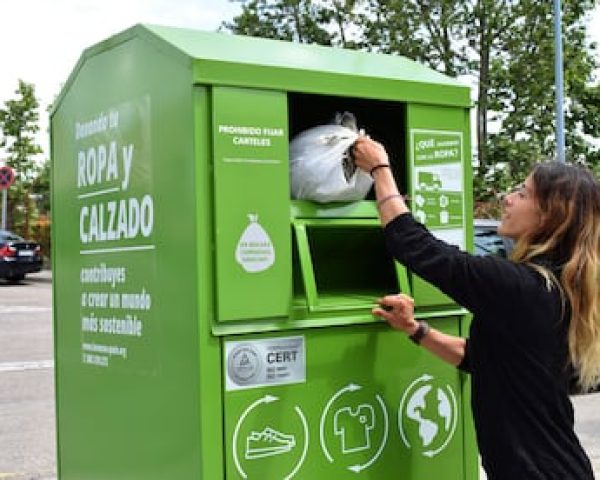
[225, 336, 306, 391]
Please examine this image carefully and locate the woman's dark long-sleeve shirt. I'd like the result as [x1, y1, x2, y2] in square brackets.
[384, 213, 594, 480]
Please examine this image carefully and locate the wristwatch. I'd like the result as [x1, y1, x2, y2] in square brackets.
[409, 320, 431, 345]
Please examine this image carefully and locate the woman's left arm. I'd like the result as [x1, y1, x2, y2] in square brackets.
[352, 137, 410, 224]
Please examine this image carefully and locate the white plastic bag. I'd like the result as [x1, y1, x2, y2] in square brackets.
[289, 113, 373, 203]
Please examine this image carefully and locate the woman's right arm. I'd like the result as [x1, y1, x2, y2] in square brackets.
[376, 294, 468, 368]
[353, 136, 520, 316]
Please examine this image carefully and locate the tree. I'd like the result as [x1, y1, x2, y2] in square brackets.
[362, 0, 599, 200]
[223, 0, 600, 205]
[0, 79, 43, 236]
[483, 0, 599, 193]
[31, 159, 50, 214]
[360, 0, 471, 75]
[223, 0, 330, 43]
[30, 158, 51, 260]
[569, 82, 600, 174]
[222, 0, 363, 47]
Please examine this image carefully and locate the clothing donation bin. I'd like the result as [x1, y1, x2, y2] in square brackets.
[51, 24, 477, 480]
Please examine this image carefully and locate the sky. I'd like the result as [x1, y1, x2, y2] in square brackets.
[0, 0, 242, 161]
[1, 0, 600, 163]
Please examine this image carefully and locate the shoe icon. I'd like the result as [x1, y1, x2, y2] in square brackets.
[245, 426, 296, 459]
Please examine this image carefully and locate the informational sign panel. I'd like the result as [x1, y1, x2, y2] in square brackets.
[73, 97, 159, 373]
[225, 336, 306, 391]
[51, 35, 205, 480]
[410, 129, 465, 250]
[212, 87, 291, 322]
[224, 324, 465, 480]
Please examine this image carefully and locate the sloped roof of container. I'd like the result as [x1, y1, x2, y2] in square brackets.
[53, 23, 471, 113]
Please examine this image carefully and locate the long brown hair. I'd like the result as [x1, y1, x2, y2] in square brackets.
[511, 162, 600, 391]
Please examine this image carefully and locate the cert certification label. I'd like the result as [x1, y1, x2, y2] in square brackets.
[225, 336, 306, 391]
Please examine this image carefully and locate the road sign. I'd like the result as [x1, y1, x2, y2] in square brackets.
[0, 166, 15, 190]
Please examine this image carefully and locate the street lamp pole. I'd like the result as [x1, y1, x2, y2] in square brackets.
[554, 0, 566, 163]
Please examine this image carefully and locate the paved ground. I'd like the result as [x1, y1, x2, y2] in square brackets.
[574, 391, 600, 475]
[0, 270, 55, 480]
[0, 270, 598, 479]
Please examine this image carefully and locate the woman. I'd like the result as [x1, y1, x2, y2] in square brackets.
[352, 136, 599, 480]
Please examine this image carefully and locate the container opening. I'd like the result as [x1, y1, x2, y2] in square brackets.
[292, 223, 400, 311]
[288, 92, 407, 199]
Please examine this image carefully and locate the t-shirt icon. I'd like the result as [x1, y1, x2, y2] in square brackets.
[333, 404, 375, 453]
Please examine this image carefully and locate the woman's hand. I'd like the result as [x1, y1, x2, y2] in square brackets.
[374, 294, 418, 335]
[352, 136, 389, 173]
[375, 293, 467, 367]
[353, 135, 408, 224]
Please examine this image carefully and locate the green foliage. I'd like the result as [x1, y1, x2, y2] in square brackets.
[31, 159, 51, 214]
[223, 0, 333, 44]
[0, 79, 42, 182]
[222, 0, 364, 47]
[361, 0, 472, 77]
[0, 79, 43, 238]
[362, 0, 599, 200]
[567, 82, 600, 172]
[485, 0, 599, 189]
[223, 0, 600, 208]
[30, 160, 51, 261]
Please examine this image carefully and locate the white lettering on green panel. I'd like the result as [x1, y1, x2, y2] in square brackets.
[235, 214, 276, 273]
[75, 96, 159, 373]
[212, 87, 291, 322]
[410, 129, 465, 250]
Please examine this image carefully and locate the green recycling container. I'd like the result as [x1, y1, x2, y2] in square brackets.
[50, 24, 477, 479]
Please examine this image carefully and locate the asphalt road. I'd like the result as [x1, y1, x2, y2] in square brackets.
[0, 270, 598, 479]
[0, 270, 55, 480]
[574, 392, 600, 475]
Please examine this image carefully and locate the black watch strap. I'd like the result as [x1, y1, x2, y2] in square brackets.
[409, 320, 431, 345]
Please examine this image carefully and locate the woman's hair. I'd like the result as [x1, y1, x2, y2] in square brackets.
[511, 161, 600, 391]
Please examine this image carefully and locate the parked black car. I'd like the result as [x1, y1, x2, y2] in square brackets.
[0, 229, 43, 282]
[473, 219, 513, 258]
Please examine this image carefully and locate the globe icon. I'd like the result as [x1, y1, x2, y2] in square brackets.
[398, 374, 458, 457]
